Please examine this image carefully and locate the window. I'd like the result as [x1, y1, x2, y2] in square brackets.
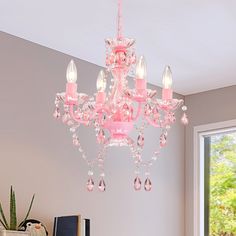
[193, 120, 236, 236]
[204, 132, 236, 236]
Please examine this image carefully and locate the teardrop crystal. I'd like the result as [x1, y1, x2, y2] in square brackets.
[181, 113, 189, 125]
[153, 107, 159, 122]
[122, 103, 132, 121]
[144, 104, 152, 116]
[137, 134, 144, 148]
[98, 179, 106, 192]
[97, 129, 105, 144]
[123, 103, 129, 110]
[160, 133, 167, 147]
[134, 177, 142, 191]
[86, 178, 94, 192]
[144, 178, 152, 191]
[167, 112, 176, 123]
[53, 107, 60, 119]
[62, 112, 70, 123]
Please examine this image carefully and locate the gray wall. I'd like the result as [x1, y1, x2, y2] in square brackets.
[0, 32, 185, 236]
[185, 85, 236, 236]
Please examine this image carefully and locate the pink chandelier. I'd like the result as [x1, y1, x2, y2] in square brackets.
[53, 0, 188, 192]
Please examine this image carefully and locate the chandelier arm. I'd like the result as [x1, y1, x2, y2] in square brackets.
[94, 106, 110, 115]
[161, 119, 172, 128]
[144, 115, 161, 128]
[93, 107, 111, 127]
[155, 98, 184, 112]
[69, 105, 89, 125]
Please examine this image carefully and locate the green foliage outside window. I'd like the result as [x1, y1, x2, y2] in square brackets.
[210, 133, 236, 236]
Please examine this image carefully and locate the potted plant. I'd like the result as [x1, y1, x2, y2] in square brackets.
[0, 186, 35, 236]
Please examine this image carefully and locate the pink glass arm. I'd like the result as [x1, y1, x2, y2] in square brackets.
[69, 104, 111, 125]
[144, 115, 161, 128]
[94, 106, 110, 115]
[69, 105, 89, 125]
[144, 115, 172, 128]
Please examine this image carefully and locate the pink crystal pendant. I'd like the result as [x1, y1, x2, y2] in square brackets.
[86, 178, 94, 192]
[144, 104, 152, 116]
[160, 133, 167, 147]
[167, 112, 176, 123]
[153, 107, 159, 122]
[134, 177, 142, 191]
[62, 112, 70, 124]
[144, 178, 152, 191]
[53, 108, 60, 119]
[98, 179, 106, 192]
[137, 134, 144, 148]
[97, 129, 106, 144]
[181, 113, 189, 125]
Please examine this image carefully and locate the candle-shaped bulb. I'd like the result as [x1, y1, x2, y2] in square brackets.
[96, 70, 106, 92]
[66, 60, 77, 83]
[162, 66, 173, 89]
[135, 56, 147, 80]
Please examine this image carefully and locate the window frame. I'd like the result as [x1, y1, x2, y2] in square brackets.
[193, 119, 236, 236]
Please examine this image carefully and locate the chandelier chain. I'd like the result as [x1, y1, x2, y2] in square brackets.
[117, 0, 123, 39]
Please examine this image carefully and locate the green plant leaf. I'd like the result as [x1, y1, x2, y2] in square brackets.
[10, 186, 13, 229]
[0, 218, 8, 229]
[18, 194, 35, 229]
[0, 202, 9, 229]
[10, 186, 17, 230]
[12, 191, 17, 230]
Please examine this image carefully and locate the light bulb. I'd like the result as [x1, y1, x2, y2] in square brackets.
[162, 66, 173, 89]
[96, 70, 106, 92]
[135, 56, 147, 80]
[66, 60, 77, 83]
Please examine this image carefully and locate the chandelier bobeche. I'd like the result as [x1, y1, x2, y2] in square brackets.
[53, 0, 188, 192]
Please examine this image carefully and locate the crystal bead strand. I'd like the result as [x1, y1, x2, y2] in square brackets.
[97, 142, 108, 192]
[127, 137, 143, 191]
[53, 96, 61, 119]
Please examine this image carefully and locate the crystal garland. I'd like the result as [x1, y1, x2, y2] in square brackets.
[53, 0, 189, 192]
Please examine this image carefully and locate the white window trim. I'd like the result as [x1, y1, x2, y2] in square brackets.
[193, 119, 236, 236]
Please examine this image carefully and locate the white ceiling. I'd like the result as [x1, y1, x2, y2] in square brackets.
[1, 0, 236, 95]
